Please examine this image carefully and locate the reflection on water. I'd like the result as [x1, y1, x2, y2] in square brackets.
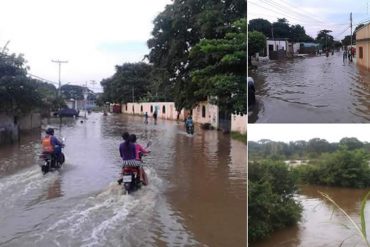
[250, 54, 370, 123]
[0, 113, 246, 247]
[253, 185, 370, 247]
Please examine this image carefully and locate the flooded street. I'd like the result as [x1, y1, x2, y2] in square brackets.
[253, 185, 370, 247]
[0, 113, 246, 247]
[249, 53, 370, 123]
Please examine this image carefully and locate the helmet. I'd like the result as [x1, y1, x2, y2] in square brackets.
[46, 128, 54, 135]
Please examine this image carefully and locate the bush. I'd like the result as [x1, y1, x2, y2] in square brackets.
[248, 160, 302, 243]
[293, 149, 370, 188]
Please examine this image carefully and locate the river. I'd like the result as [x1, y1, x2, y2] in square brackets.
[0, 113, 246, 247]
[252, 185, 370, 247]
[249, 53, 370, 123]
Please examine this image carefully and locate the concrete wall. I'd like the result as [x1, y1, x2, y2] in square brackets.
[0, 112, 41, 145]
[121, 101, 220, 129]
[122, 102, 187, 121]
[192, 101, 219, 128]
[356, 24, 370, 69]
[19, 113, 41, 131]
[0, 113, 18, 145]
[231, 114, 247, 134]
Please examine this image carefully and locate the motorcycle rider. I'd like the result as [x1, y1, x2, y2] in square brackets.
[185, 115, 193, 132]
[129, 134, 150, 185]
[118, 132, 139, 184]
[41, 128, 64, 166]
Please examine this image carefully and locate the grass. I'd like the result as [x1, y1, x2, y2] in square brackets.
[319, 191, 370, 247]
[230, 131, 247, 144]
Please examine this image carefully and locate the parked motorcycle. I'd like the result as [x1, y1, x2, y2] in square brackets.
[120, 141, 151, 195]
[39, 138, 65, 174]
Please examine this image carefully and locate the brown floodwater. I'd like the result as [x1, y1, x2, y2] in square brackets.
[252, 185, 370, 247]
[0, 112, 246, 247]
[249, 53, 370, 123]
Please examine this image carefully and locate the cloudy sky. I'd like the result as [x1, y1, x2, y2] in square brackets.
[0, 0, 171, 92]
[248, 124, 370, 143]
[247, 0, 370, 41]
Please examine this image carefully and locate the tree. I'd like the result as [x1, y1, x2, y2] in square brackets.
[290, 24, 314, 42]
[248, 18, 271, 38]
[316, 29, 333, 50]
[248, 31, 266, 57]
[190, 19, 247, 115]
[339, 137, 364, 150]
[0, 52, 46, 116]
[272, 18, 290, 38]
[147, 0, 246, 116]
[100, 63, 152, 104]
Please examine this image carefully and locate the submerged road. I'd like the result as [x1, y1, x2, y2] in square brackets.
[250, 53, 370, 123]
[0, 113, 246, 247]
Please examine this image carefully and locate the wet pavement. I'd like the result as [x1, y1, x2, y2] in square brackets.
[252, 185, 370, 247]
[249, 53, 370, 123]
[0, 113, 246, 247]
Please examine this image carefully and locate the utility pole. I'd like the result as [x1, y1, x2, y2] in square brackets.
[350, 12, 353, 48]
[51, 59, 68, 96]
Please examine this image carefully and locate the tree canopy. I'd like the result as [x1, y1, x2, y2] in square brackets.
[146, 0, 246, 113]
[100, 63, 152, 104]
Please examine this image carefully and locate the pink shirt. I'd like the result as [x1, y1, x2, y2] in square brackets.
[134, 143, 149, 160]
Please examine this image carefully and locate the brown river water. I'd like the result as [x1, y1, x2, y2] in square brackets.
[249, 52, 370, 123]
[0, 113, 246, 247]
[252, 185, 370, 247]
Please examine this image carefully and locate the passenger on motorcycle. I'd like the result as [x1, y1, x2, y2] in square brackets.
[129, 134, 150, 185]
[118, 132, 141, 185]
[41, 128, 64, 165]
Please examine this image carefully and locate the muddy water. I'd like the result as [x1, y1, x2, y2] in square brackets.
[253, 185, 370, 247]
[249, 53, 370, 123]
[0, 113, 246, 247]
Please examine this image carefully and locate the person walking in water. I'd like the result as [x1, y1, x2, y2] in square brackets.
[343, 49, 347, 63]
[153, 110, 157, 125]
[144, 112, 148, 124]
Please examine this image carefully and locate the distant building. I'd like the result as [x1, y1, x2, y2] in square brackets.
[356, 23, 370, 69]
[266, 39, 290, 59]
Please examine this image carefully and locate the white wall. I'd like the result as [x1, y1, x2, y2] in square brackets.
[231, 114, 247, 134]
[122, 101, 219, 129]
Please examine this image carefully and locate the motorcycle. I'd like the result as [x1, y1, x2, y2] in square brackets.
[186, 124, 194, 135]
[121, 141, 151, 195]
[39, 138, 65, 174]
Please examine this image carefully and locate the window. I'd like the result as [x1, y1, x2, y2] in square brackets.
[202, 106, 206, 118]
[162, 105, 166, 114]
[150, 105, 153, 113]
[141, 105, 143, 112]
[360, 47, 363, 59]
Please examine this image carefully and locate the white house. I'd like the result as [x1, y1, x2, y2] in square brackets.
[266, 39, 289, 57]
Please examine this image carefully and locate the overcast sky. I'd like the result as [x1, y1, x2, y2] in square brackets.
[247, 0, 370, 41]
[0, 0, 171, 92]
[248, 124, 370, 143]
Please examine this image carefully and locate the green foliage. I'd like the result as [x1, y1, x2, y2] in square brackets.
[294, 149, 370, 188]
[316, 29, 334, 49]
[248, 31, 266, 56]
[248, 160, 302, 243]
[230, 131, 246, 144]
[0, 52, 49, 116]
[190, 19, 246, 115]
[100, 63, 152, 104]
[248, 18, 271, 38]
[147, 0, 245, 113]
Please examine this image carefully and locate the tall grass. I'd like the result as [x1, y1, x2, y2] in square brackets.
[319, 191, 370, 247]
